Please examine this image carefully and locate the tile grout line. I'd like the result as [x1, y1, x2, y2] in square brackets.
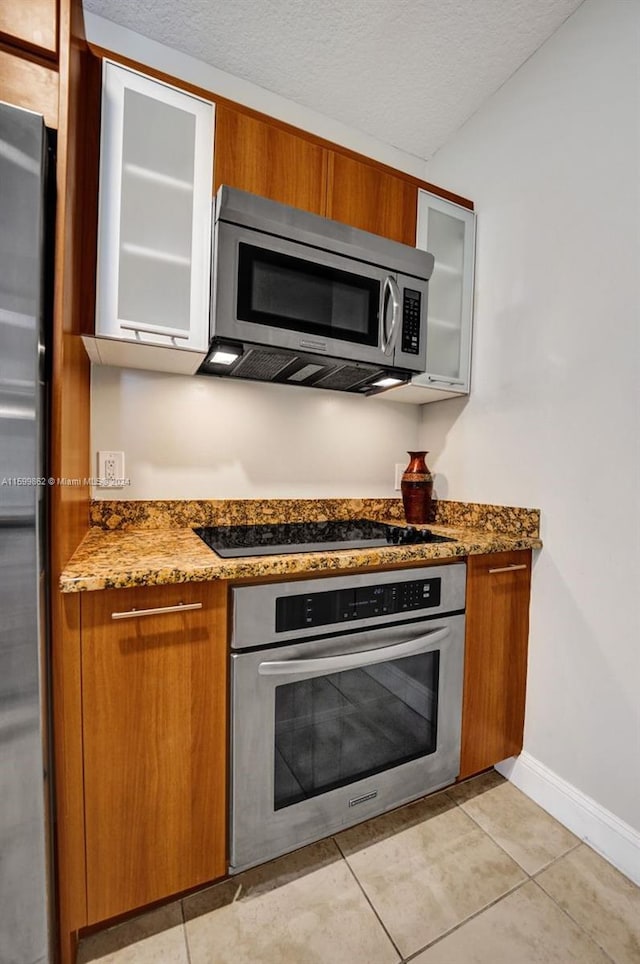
[397, 786, 584, 961]
[331, 834, 405, 963]
[400, 877, 531, 963]
[180, 898, 193, 964]
[530, 838, 583, 876]
[326, 788, 527, 962]
[528, 878, 618, 964]
[332, 811, 531, 964]
[455, 797, 581, 880]
[451, 794, 538, 878]
[445, 794, 618, 964]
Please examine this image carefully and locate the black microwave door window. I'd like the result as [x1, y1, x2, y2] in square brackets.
[273, 650, 440, 811]
[237, 243, 380, 346]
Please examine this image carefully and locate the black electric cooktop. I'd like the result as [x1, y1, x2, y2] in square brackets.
[194, 518, 455, 558]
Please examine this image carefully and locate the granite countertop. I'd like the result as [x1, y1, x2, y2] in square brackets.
[59, 498, 542, 593]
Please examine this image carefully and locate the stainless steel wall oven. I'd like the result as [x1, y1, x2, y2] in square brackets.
[230, 564, 466, 873]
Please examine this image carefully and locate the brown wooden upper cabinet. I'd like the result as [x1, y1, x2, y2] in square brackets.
[213, 105, 418, 246]
[0, 47, 58, 128]
[0, 0, 57, 56]
[326, 152, 418, 246]
[214, 105, 328, 216]
[0, 0, 58, 128]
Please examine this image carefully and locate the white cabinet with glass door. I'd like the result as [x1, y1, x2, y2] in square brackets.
[84, 62, 214, 374]
[383, 190, 475, 403]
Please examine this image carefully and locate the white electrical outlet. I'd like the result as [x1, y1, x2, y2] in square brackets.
[97, 451, 125, 488]
[394, 463, 405, 491]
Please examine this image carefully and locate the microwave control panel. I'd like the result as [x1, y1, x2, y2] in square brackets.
[276, 576, 442, 632]
[401, 288, 422, 354]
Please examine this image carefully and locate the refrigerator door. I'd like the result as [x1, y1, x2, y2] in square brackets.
[0, 101, 52, 964]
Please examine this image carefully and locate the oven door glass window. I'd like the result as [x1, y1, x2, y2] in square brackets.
[274, 651, 439, 811]
[237, 242, 380, 346]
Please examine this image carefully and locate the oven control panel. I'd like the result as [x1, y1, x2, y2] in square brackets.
[276, 576, 442, 632]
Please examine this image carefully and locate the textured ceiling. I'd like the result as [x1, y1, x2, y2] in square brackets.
[82, 0, 584, 160]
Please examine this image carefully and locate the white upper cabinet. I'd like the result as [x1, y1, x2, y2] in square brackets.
[384, 190, 475, 404]
[86, 62, 214, 373]
[418, 192, 475, 391]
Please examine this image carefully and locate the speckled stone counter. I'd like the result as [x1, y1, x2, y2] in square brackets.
[60, 498, 542, 593]
[89, 497, 540, 535]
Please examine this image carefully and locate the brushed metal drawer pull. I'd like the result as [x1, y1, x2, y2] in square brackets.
[488, 564, 527, 574]
[111, 602, 203, 620]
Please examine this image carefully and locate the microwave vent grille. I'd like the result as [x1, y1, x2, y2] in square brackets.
[232, 349, 293, 381]
[314, 366, 378, 391]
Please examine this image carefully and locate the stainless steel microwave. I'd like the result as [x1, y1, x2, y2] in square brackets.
[199, 186, 435, 395]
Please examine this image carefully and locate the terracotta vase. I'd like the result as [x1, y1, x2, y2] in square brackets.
[401, 451, 434, 525]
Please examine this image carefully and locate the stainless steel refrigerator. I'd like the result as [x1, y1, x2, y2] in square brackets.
[0, 100, 53, 964]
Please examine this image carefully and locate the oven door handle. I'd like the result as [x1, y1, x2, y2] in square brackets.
[258, 625, 450, 676]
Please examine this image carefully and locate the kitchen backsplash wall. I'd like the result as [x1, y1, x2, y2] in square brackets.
[91, 366, 421, 500]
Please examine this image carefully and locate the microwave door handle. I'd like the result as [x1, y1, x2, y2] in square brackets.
[258, 625, 450, 677]
[381, 275, 401, 354]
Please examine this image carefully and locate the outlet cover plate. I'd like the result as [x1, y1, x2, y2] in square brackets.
[394, 463, 405, 491]
[97, 450, 125, 488]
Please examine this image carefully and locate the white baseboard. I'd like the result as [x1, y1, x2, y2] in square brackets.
[496, 752, 640, 885]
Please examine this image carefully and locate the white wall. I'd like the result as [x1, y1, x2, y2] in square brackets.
[422, 0, 640, 831]
[92, 366, 420, 500]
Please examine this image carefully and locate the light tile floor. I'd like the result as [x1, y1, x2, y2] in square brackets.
[77, 772, 640, 964]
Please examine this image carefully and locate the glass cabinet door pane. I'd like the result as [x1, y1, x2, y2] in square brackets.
[274, 651, 439, 810]
[118, 88, 196, 334]
[426, 208, 465, 380]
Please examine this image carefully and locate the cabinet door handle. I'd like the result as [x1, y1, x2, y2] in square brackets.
[120, 320, 190, 341]
[488, 564, 528, 574]
[111, 602, 203, 620]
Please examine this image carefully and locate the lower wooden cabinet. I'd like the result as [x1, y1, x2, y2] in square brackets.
[73, 554, 531, 924]
[459, 550, 532, 779]
[80, 582, 228, 924]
